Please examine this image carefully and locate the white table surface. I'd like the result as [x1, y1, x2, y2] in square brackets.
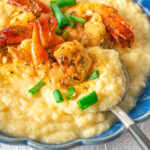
[0, 119, 149, 150]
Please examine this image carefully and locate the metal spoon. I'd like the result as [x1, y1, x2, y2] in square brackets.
[106, 66, 150, 150]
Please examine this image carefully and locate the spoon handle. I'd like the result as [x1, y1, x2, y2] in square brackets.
[111, 106, 150, 150]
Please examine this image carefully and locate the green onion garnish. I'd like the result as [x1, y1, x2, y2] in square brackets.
[50, 0, 76, 7]
[77, 91, 98, 110]
[51, 4, 68, 28]
[28, 80, 45, 96]
[88, 70, 99, 80]
[67, 87, 75, 99]
[64, 13, 75, 28]
[55, 26, 63, 35]
[53, 89, 64, 103]
[71, 16, 86, 24]
[62, 31, 68, 40]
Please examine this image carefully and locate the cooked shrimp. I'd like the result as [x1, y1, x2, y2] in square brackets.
[65, 3, 134, 48]
[65, 13, 106, 47]
[31, 15, 63, 76]
[31, 16, 92, 87]
[0, 14, 60, 48]
[53, 41, 92, 86]
[7, 0, 54, 17]
[1, 0, 57, 47]
[10, 12, 36, 26]
[0, 24, 33, 47]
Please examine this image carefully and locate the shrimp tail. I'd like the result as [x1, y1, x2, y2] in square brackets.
[100, 4, 134, 47]
[0, 25, 33, 47]
[7, 0, 54, 17]
[32, 21, 49, 66]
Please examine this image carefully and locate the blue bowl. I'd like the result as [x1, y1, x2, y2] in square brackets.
[0, 1, 150, 149]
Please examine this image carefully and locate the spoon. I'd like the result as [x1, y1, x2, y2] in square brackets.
[106, 66, 150, 150]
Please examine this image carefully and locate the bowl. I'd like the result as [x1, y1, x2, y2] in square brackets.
[0, 0, 150, 149]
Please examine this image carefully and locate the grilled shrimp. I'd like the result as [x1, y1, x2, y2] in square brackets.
[10, 12, 36, 26]
[31, 15, 64, 69]
[7, 0, 54, 17]
[53, 41, 92, 86]
[32, 16, 92, 87]
[0, 0, 57, 47]
[65, 3, 134, 48]
[0, 15, 59, 47]
[65, 13, 106, 47]
[0, 24, 33, 47]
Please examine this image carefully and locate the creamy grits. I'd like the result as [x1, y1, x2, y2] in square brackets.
[0, 0, 150, 144]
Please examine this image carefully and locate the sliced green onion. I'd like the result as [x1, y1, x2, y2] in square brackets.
[50, 0, 76, 7]
[64, 13, 75, 28]
[51, 4, 68, 28]
[71, 16, 86, 24]
[62, 31, 68, 40]
[88, 70, 99, 80]
[77, 91, 98, 110]
[67, 87, 75, 99]
[53, 89, 64, 103]
[28, 80, 45, 96]
[55, 26, 63, 35]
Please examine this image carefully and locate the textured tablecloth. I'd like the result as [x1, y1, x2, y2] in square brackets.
[0, 119, 149, 150]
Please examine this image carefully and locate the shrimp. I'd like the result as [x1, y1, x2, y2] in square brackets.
[65, 3, 134, 48]
[31, 15, 92, 87]
[65, 13, 106, 48]
[0, 14, 60, 48]
[31, 14, 64, 63]
[53, 41, 92, 86]
[7, 0, 54, 17]
[0, 24, 33, 47]
[10, 12, 36, 26]
[0, 0, 57, 47]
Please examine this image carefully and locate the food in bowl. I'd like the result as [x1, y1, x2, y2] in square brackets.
[0, 0, 149, 144]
